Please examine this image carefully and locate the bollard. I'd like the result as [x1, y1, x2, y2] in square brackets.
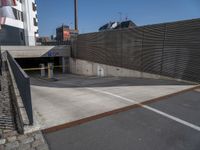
[48, 63, 54, 79]
[40, 64, 45, 77]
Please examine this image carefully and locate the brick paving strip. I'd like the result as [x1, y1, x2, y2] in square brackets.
[0, 55, 49, 150]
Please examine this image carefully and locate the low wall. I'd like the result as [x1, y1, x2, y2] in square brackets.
[69, 58, 196, 84]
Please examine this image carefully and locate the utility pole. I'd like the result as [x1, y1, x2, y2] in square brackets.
[74, 0, 78, 31]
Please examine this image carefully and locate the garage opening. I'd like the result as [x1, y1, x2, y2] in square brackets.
[15, 57, 70, 76]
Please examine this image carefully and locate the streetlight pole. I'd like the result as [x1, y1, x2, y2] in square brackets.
[74, 0, 78, 31]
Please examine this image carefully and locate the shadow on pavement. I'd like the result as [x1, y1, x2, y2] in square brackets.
[29, 73, 195, 89]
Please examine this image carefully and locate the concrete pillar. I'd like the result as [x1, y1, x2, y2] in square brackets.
[62, 57, 66, 73]
[40, 64, 45, 77]
[48, 63, 54, 79]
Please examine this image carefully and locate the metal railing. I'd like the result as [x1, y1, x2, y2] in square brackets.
[6, 51, 33, 124]
[0, 49, 2, 76]
[0, 49, 2, 91]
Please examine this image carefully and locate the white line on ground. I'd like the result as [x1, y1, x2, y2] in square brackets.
[87, 88, 200, 132]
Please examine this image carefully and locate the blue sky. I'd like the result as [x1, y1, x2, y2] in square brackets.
[37, 0, 200, 36]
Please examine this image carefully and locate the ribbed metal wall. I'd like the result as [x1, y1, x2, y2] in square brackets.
[75, 18, 200, 83]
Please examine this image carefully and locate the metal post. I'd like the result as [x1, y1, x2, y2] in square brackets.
[48, 63, 54, 79]
[40, 64, 45, 77]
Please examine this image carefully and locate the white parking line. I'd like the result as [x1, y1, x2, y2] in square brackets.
[88, 88, 200, 132]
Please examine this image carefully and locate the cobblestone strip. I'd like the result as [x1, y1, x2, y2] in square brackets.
[0, 54, 49, 150]
[0, 59, 15, 131]
[0, 129, 49, 150]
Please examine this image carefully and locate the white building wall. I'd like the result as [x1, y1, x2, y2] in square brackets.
[22, 0, 38, 46]
[1, 0, 39, 46]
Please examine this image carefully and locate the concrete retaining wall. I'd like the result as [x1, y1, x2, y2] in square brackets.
[70, 58, 196, 84]
[70, 58, 162, 78]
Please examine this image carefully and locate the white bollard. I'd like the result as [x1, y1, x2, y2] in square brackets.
[48, 63, 54, 79]
[40, 64, 45, 77]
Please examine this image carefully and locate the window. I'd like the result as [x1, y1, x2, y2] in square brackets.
[33, 18, 38, 26]
[12, 8, 23, 22]
[32, 3, 37, 11]
[20, 32, 24, 41]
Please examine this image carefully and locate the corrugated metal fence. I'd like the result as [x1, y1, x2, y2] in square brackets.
[74, 18, 200, 83]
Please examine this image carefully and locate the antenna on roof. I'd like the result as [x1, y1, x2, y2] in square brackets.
[125, 16, 128, 21]
[118, 12, 122, 22]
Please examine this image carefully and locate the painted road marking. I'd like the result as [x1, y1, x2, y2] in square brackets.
[88, 88, 200, 132]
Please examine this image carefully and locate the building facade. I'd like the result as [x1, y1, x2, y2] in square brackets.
[0, 0, 38, 46]
[56, 25, 78, 42]
[56, 25, 71, 42]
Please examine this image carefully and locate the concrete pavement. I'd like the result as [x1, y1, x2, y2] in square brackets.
[30, 74, 196, 130]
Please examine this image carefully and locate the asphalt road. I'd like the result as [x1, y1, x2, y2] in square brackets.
[44, 89, 200, 150]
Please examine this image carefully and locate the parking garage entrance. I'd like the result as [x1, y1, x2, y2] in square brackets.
[15, 57, 70, 76]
